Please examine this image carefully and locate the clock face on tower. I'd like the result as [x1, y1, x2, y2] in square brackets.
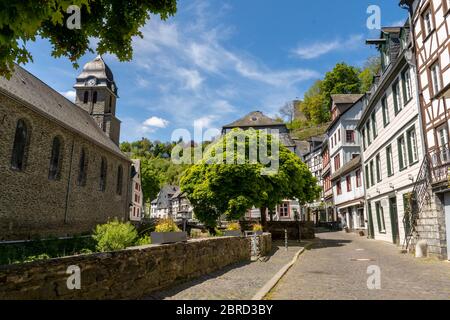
[87, 78, 97, 86]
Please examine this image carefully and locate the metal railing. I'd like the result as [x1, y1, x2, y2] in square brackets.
[402, 155, 431, 251]
[429, 143, 450, 184]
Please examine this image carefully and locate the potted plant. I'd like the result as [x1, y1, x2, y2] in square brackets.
[223, 222, 243, 237]
[252, 224, 263, 236]
[151, 219, 187, 244]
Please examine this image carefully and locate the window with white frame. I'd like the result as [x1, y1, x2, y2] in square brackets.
[398, 135, 408, 170]
[382, 96, 390, 127]
[393, 80, 402, 114]
[279, 202, 289, 217]
[407, 127, 419, 164]
[430, 61, 442, 95]
[423, 8, 433, 37]
[402, 68, 412, 103]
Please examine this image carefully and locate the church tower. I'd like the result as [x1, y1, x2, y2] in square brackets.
[74, 55, 121, 146]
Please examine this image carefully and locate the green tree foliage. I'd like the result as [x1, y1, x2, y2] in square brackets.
[139, 158, 189, 202]
[293, 58, 380, 131]
[320, 62, 362, 109]
[299, 80, 329, 125]
[121, 138, 212, 203]
[180, 129, 320, 229]
[92, 219, 138, 252]
[0, 0, 177, 77]
[359, 56, 381, 92]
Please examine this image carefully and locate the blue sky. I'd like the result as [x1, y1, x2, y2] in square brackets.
[23, 0, 407, 143]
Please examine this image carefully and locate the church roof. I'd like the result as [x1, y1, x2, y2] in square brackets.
[77, 55, 114, 82]
[0, 64, 128, 161]
[222, 111, 284, 129]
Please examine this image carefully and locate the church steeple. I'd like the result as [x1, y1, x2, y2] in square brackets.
[74, 55, 121, 146]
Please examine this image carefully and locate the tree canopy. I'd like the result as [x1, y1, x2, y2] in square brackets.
[292, 58, 381, 128]
[180, 129, 320, 229]
[0, 0, 177, 77]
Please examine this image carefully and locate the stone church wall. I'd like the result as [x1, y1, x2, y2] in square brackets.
[0, 94, 131, 240]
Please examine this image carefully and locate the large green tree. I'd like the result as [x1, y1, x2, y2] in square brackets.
[359, 56, 381, 93]
[180, 129, 320, 230]
[0, 0, 177, 77]
[320, 62, 362, 109]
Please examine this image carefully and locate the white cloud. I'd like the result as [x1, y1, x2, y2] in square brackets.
[143, 116, 169, 128]
[119, 1, 321, 141]
[176, 68, 204, 90]
[60, 90, 76, 102]
[293, 34, 364, 59]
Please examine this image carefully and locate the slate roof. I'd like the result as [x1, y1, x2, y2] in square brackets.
[155, 185, 180, 209]
[222, 111, 284, 128]
[331, 94, 364, 105]
[331, 156, 361, 181]
[0, 64, 128, 160]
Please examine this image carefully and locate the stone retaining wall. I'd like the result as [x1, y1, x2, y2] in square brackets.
[0, 234, 271, 300]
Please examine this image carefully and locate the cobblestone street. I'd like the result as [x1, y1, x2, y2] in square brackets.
[144, 242, 306, 300]
[268, 231, 450, 300]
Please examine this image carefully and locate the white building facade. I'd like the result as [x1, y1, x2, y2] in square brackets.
[361, 25, 424, 245]
[329, 94, 366, 232]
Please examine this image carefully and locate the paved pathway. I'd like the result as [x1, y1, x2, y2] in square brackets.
[268, 231, 450, 300]
[144, 241, 306, 300]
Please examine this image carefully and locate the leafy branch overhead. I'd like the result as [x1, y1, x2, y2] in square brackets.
[0, 0, 177, 78]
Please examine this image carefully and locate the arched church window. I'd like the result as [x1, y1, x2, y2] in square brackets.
[77, 148, 88, 186]
[93, 91, 97, 104]
[83, 91, 89, 104]
[116, 165, 123, 195]
[99, 157, 107, 191]
[48, 136, 63, 180]
[11, 119, 29, 171]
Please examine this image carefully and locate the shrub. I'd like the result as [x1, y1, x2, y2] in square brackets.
[92, 219, 138, 252]
[253, 224, 263, 232]
[155, 219, 181, 233]
[23, 253, 51, 263]
[135, 235, 151, 246]
[227, 222, 241, 231]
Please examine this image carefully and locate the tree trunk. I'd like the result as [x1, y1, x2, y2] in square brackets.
[269, 209, 274, 222]
[260, 207, 267, 227]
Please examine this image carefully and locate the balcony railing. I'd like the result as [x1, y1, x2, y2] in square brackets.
[429, 144, 450, 185]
